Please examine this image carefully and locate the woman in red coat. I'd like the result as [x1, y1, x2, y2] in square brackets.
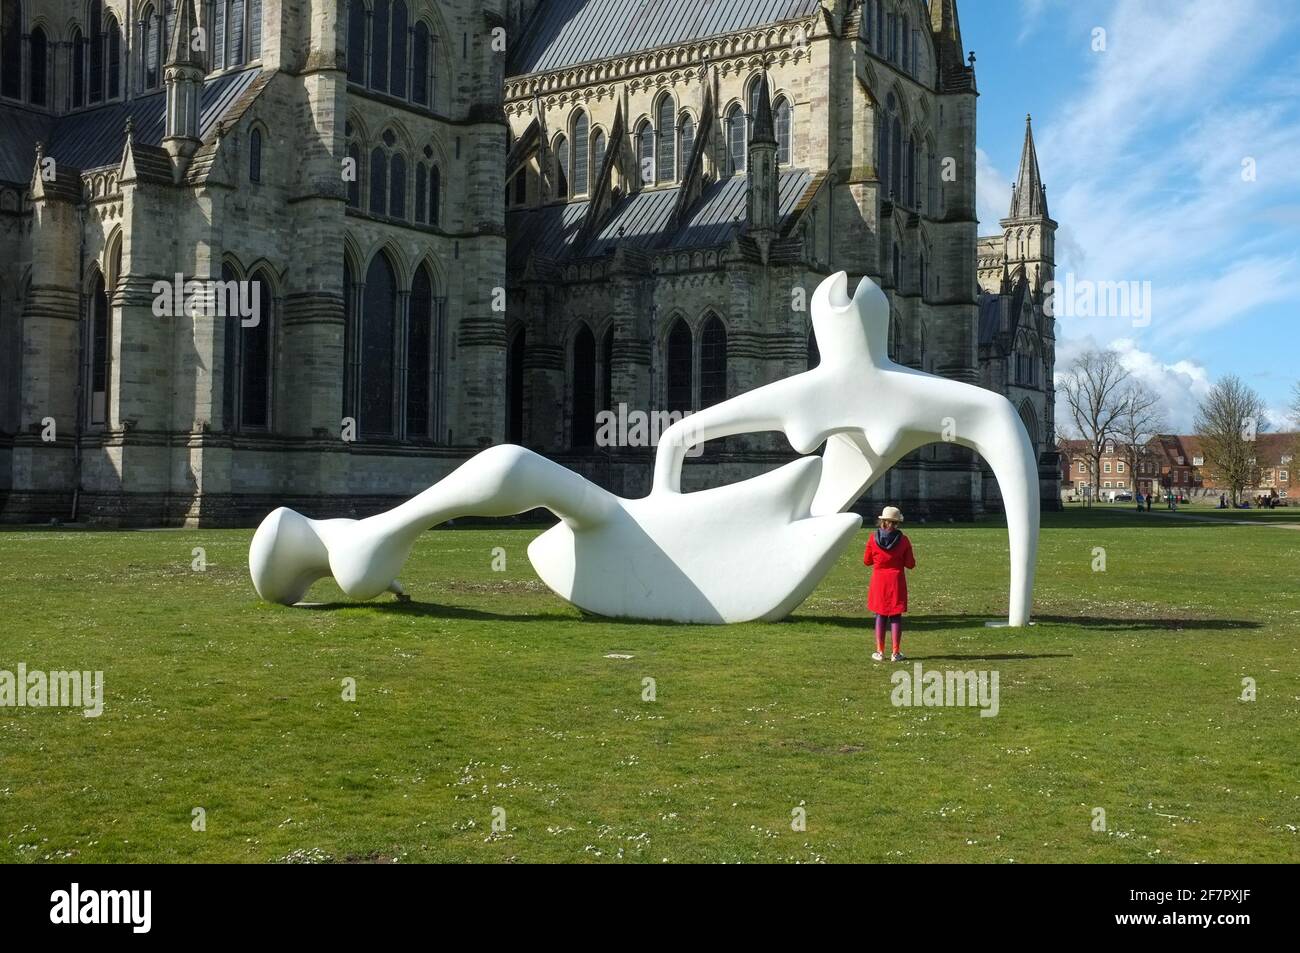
[863, 506, 916, 662]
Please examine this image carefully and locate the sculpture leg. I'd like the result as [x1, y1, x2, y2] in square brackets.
[250, 445, 617, 605]
[960, 405, 1041, 627]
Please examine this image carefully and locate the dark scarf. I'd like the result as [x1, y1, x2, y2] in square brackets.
[875, 527, 902, 550]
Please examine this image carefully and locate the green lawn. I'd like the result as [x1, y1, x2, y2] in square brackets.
[1, 510, 1297, 863]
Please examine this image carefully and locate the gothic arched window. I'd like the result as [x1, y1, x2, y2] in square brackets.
[390, 0, 408, 97]
[250, 0, 262, 59]
[346, 0, 365, 83]
[774, 96, 791, 165]
[72, 26, 86, 106]
[591, 129, 606, 186]
[240, 271, 273, 429]
[249, 128, 262, 182]
[227, 0, 246, 66]
[369, 146, 387, 213]
[106, 13, 120, 98]
[700, 315, 727, 408]
[141, 5, 159, 89]
[554, 133, 568, 198]
[89, 272, 110, 425]
[666, 319, 692, 413]
[906, 133, 917, 207]
[360, 252, 397, 436]
[0, 0, 20, 99]
[572, 110, 589, 196]
[370, 0, 389, 92]
[507, 327, 526, 443]
[407, 264, 434, 438]
[890, 117, 902, 200]
[343, 257, 356, 419]
[635, 121, 653, 186]
[429, 164, 440, 225]
[571, 324, 596, 447]
[725, 105, 745, 175]
[390, 151, 406, 219]
[412, 21, 430, 104]
[678, 113, 695, 168]
[29, 26, 46, 105]
[655, 94, 675, 183]
[89, 1, 103, 102]
[415, 161, 427, 220]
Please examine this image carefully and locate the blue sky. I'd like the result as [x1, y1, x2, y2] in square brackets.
[962, 0, 1300, 432]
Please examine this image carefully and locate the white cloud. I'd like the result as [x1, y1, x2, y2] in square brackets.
[1055, 336, 1213, 434]
[976, 147, 1012, 234]
[1018, 0, 1049, 44]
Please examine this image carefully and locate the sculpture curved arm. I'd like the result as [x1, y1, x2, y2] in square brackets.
[652, 376, 815, 494]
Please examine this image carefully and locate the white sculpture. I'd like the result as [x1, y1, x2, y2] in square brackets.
[249, 273, 1040, 625]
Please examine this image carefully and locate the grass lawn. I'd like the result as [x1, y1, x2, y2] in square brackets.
[1, 509, 1297, 864]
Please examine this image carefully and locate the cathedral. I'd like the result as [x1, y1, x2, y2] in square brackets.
[0, 0, 1060, 526]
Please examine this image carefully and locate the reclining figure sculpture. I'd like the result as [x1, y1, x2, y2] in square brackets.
[249, 272, 1040, 625]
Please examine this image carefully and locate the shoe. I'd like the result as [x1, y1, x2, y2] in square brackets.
[891, 652, 906, 662]
[871, 652, 884, 662]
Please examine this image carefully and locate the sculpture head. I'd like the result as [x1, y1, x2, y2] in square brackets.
[809, 271, 891, 368]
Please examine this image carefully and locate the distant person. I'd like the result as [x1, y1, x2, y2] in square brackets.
[1219, 493, 1226, 509]
[864, 506, 916, 664]
[1135, 491, 1144, 511]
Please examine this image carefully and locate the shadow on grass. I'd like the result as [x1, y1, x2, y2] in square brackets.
[292, 599, 681, 626]
[908, 653, 1073, 661]
[290, 602, 1261, 633]
[295, 600, 574, 623]
[795, 612, 1261, 632]
[1032, 614, 1260, 631]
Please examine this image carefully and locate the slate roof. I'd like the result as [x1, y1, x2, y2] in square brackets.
[508, 0, 820, 76]
[0, 67, 263, 185]
[978, 278, 1029, 350]
[506, 168, 814, 276]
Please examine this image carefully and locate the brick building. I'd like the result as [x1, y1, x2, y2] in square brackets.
[1058, 433, 1298, 502]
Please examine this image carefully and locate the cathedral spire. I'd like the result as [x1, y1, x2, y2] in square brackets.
[1009, 113, 1048, 219]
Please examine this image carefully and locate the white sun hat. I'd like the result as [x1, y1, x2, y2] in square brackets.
[877, 506, 904, 522]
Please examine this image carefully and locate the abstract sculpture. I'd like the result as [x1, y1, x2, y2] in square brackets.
[249, 273, 1040, 625]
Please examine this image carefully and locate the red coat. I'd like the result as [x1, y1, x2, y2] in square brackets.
[864, 532, 915, 615]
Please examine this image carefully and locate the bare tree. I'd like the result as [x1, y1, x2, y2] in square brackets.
[1115, 382, 1166, 498]
[1289, 381, 1300, 475]
[1059, 349, 1131, 505]
[1194, 375, 1268, 506]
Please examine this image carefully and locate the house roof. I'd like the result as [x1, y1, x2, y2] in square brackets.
[0, 67, 264, 185]
[507, 0, 820, 76]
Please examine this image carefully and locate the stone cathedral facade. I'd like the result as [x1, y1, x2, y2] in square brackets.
[0, 0, 1059, 526]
